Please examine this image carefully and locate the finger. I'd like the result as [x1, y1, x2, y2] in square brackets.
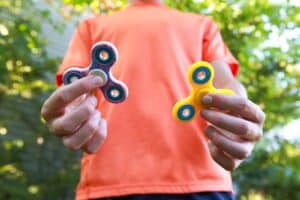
[41, 75, 103, 120]
[49, 95, 98, 137]
[82, 119, 107, 154]
[62, 111, 101, 150]
[66, 94, 87, 112]
[201, 109, 262, 141]
[202, 94, 265, 123]
[213, 126, 242, 142]
[205, 126, 254, 160]
[208, 141, 241, 171]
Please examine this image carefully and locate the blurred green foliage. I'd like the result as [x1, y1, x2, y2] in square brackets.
[0, 0, 299, 199]
[0, 0, 80, 199]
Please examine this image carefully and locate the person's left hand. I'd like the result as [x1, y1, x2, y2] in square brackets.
[200, 94, 265, 171]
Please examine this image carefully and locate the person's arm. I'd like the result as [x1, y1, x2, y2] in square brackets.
[41, 18, 107, 154]
[200, 60, 265, 171]
[41, 76, 107, 153]
[211, 60, 247, 97]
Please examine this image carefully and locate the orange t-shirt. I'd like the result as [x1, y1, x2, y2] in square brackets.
[57, 2, 239, 200]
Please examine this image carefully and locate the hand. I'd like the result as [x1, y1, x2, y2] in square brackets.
[41, 75, 107, 154]
[200, 94, 265, 171]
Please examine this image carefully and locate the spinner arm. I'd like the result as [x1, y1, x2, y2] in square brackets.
[172, 61, 235, 122]
[62, 42, 128, 104]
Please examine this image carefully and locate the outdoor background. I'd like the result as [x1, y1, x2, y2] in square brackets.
[0, 0, 299, 199]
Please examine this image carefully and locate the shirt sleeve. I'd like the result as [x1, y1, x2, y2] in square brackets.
[56, 19, 93, 86]
[202, 17, 239, 77]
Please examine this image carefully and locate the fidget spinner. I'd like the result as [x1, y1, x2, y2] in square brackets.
[172, 61, 235, 122]
[62, 41, 128, 103]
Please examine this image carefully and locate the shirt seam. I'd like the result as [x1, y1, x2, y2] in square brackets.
[76, 182, 233, 200]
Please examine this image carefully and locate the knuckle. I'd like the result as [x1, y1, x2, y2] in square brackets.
[81, 105, 94, 117]
[208, 142, 218, 157]
[253, 106, 265, 123]
[253, 110, 260, 122]
[63, 138, 79, 151]
[99, 130, 107, 141]
[237, 149, 250, 160]
[99, 119, 107, 140]
[58, 124, 69, 133]
[204, 126, 213, 137]
[56, 92, 69, 104]
[204, 128, 209, 137]
[84, 148, 95, 154]
[238, 98, 249, 112]
[85, 120, 98, 134]
[41, 105, 49, 119]
[53, 120, 72, 135]
[79, 81, 91, 93]
[51, 122, 62, 134]
[260, 111, 266, 123]
[240, 123, 250, 136]
[225, 160, 236, 171]
[211, 133, 221, 146]
[47, 122, 57, 134]
[210, 148, 218, 159]
[96, 110, 102, 119]
[255, 128, 263, 140]
[212, 115, 223, 126]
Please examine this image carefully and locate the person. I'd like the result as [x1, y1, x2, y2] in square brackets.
[41, 0, 265, 200]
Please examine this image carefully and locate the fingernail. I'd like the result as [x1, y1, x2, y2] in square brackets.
[91, 76, 103, 86]
[202, 95, 212, 105]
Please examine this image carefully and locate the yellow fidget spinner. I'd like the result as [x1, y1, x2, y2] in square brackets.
[172, 61, 235, 122]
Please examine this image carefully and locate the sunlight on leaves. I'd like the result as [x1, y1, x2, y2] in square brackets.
[28, 185, 39, 194]
[0, 127, 7, 136]
[0, 164, 24, 177]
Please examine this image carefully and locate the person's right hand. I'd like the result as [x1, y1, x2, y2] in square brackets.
[41, 75, 107, 154]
